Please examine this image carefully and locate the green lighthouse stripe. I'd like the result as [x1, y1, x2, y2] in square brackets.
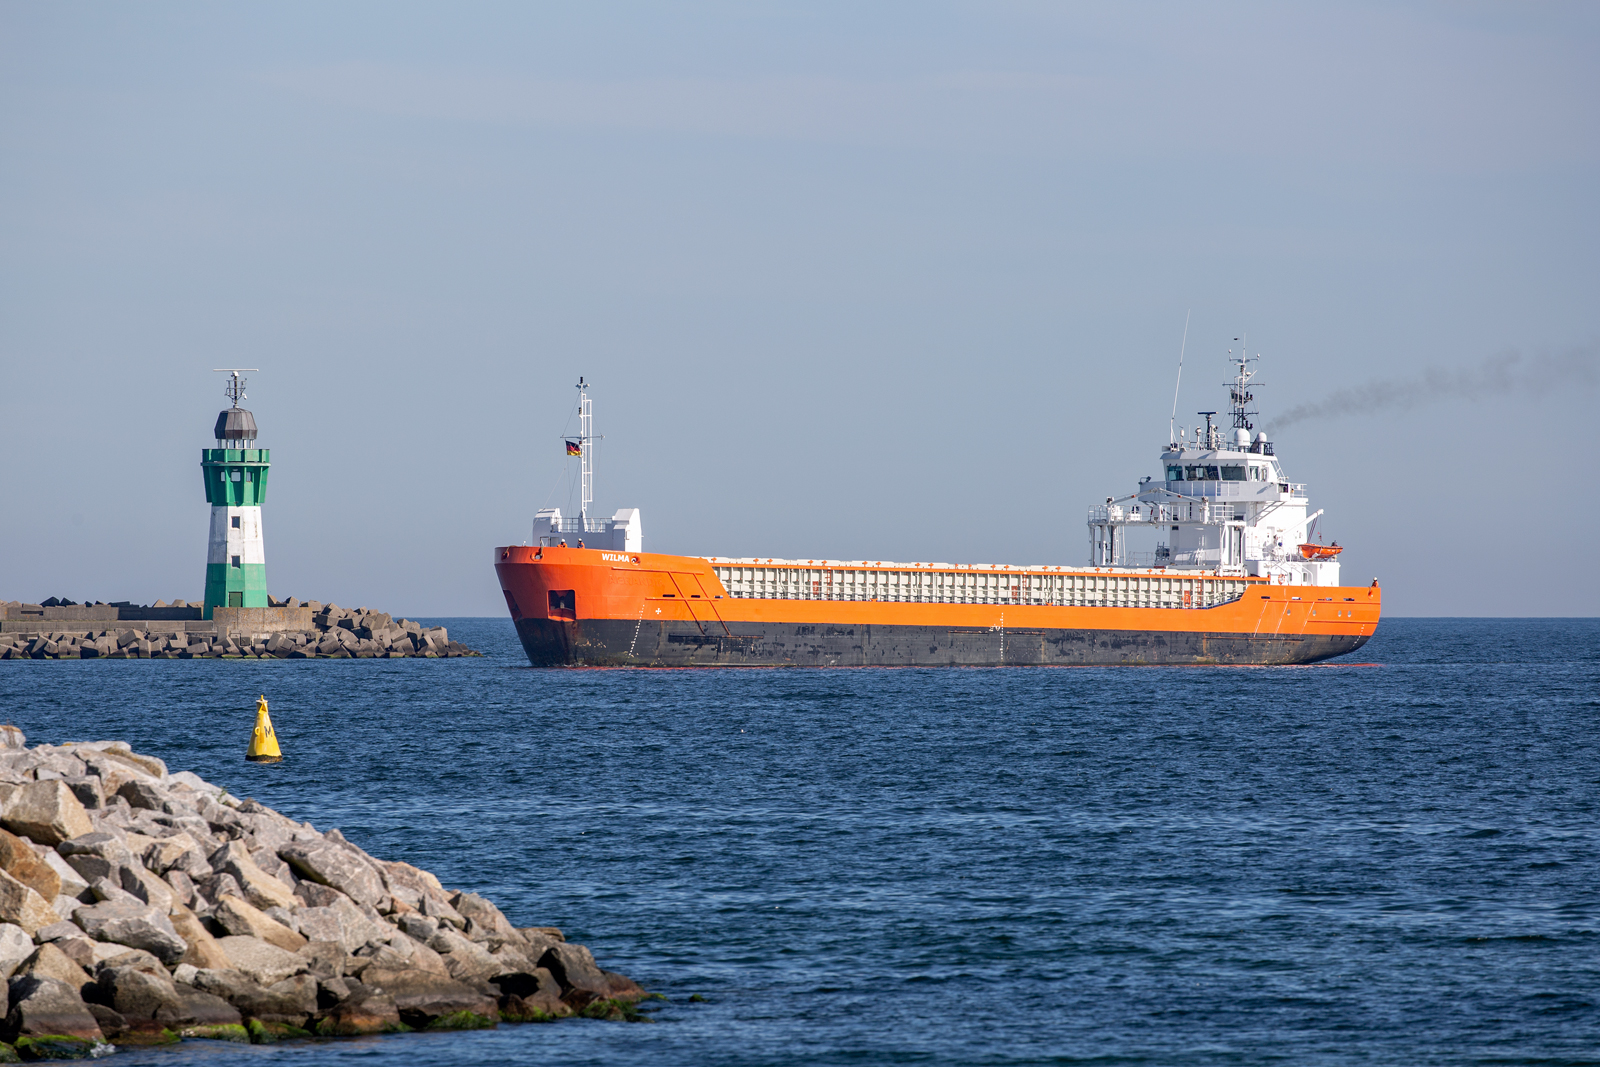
[201, 448, 271, 507]
[204, 562, 269, 616]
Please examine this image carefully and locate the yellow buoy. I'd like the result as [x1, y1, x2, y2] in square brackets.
[246, 694, 282, 763]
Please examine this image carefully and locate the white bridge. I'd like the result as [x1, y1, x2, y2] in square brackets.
[1087, 349, 1342, 586]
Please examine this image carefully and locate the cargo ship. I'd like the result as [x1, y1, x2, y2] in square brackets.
[495, 357, 1379, 667]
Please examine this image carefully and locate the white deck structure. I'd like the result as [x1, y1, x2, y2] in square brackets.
[1088, 351, 1340, 586]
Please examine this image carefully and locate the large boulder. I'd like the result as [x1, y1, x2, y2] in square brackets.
[537, 942, 614, 1005]
[56, 831, 139, 885]
[33, 926, 96, 972]
[492, 967, 563, 1001]
[163, 868, 199, 910]
[186, 965, 316, 1028]
[71, 900, 187, 962]
[0, 830, 60, 901]
[143, 832, 212, 881]
[76, 755, 151, 800]
[99, 747, 166, 779]
[215, 935, 305, 987]
[12, 943, 92, 995]
[212, 894, 307, 952]
[349, 932, 449, 978]
[452, 891, 519, 941]
[0, 923, 34, 978]
[39, 850, 89, 900]
[91, 964, 241, 1036]
[313, 988, 403, 1036]
[168, 904, 231, 970]
[118, 862, 175, 911]
[278, 840, 385, 907]
[245, 974, 318, 1025]
[115, 780, 172, 813]
[427, 926, 501, 982]
[208, 841, 297, 911]
[1, 781, 94, 845]
[378, 859, 446, 911]
[297, 940, 349, 979]
[295, 895, 388, 955]
[358, 967, 499, 1030]
[0, 869, 59, 934]
[62, 775, 106, 811]
[495, 968, 569, 1021]
[2, 975, 103, 1043]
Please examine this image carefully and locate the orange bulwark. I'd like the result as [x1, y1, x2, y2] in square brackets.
[494, 545, 1381, 668]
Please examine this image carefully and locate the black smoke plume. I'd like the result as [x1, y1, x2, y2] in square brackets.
[1263, 345, 1599, 434]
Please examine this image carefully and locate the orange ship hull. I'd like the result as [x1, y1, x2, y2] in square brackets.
[493, 546, 1380, 667]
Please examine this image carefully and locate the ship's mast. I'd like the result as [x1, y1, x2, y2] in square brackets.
[1227, 339, 1259, 433]
[575, 377, 597, 523]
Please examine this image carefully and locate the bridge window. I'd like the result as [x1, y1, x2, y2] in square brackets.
[1221, 465, 1246, 481]
[1166, 466, 1183, 481]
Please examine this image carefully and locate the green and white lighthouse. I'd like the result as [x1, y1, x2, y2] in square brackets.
[202, 369, 270, 615]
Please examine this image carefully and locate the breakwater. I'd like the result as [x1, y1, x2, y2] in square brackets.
[0, 729, 644, 1058]
[0, 600, 481, 659]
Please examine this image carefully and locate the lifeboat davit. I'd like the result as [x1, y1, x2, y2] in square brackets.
[1299, 542, 1343, 560]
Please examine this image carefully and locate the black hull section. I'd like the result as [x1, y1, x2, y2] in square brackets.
[513, 618, 1372, 668]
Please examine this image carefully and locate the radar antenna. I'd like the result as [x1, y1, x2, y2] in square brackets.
[1225, 339, 1259, 432]
[213, 369, 258, 408]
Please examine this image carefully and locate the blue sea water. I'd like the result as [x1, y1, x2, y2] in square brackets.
[2, 617, 1597, 1066]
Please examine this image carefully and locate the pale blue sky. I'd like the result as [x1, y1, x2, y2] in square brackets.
[3, 3, 1596, 615]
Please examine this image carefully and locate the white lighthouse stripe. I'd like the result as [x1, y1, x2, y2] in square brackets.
[208, 506, 266, 566]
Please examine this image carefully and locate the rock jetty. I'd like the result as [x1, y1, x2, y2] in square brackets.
[0, 730, 643, 1057]
[0, 599, 482, 660]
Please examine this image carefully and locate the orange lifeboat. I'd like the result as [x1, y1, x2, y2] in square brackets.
[1299, 542, 1343, 560]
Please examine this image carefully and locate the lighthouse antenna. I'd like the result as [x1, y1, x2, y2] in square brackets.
[213, 368, 259, 409]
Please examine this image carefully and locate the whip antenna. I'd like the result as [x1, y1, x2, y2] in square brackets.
[1169, 310, 1190, 445]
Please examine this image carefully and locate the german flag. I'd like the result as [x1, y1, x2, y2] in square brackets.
[565, 440, 582, 456]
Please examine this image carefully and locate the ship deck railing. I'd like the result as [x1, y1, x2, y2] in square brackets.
[1091, 501, 1243, 525]
[710, 564, 1249, 610]
[545, 517, 622, 534]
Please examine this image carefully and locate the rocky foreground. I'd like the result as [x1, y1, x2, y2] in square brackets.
[0, 730, 643, 1058]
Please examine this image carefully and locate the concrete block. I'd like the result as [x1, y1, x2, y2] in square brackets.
[211, 607, 313, 638]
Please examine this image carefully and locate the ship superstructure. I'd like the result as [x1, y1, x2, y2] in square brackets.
[1088, 351, 1340, 585]
[495, 359, 1378, 667]
[530, 377, 642, 553]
